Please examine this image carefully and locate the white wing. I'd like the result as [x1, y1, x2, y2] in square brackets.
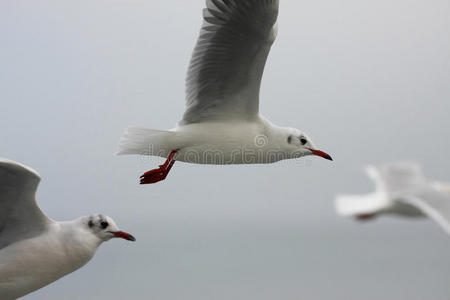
[335, 192, 391, 217]
[403, 188, 450, 234]
[181, 0, 279, 125]
[0, 158, 52, 249]
[365, 162, 426, 195]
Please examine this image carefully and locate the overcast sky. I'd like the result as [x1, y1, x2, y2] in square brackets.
[1, 0, 450, 299]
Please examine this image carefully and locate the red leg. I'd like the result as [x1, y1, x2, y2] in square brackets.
[356, 213, 377, 221]
[161, 150, 177, 169]
[165, 159, 176, 173]
[140, 150, 178, 184]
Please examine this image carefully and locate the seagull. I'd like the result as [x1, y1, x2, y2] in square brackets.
[0, 158, 135, 299]
[335, 162, 450, 235]
[116, 0, 332, 184]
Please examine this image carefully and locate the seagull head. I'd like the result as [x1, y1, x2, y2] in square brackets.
[284, 128, 333, 161]
[85, 214, 136, 242]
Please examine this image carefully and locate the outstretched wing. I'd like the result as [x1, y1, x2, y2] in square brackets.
[365, 162, 426, 195]
[0, 158, 52, 249]
[403, 188, 450, 235]
[181, 0, 279, 125]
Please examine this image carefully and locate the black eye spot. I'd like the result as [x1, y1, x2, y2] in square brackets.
[300, 138, 308, 145]
[100, 221, 109, 229]
[88, 220, 94, 228]
[287, 136, 292, 144]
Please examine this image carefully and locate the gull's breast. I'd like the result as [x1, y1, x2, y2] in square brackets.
[0, 230, 94, 299]
[174, 121, 281, 165]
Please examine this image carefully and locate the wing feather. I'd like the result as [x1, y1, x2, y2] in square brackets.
[0, 159, 51, 249]
[181, 0, 279, 125]
[365, 162, 426, 194]
[403, 190, 450, 235]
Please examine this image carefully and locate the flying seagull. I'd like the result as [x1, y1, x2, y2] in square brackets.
[335, 162, 450, 235]
[0, 158, 135, 299]
[117, 0, 332, 184]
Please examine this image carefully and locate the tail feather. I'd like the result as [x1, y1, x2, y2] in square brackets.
[116, 127, 174, 156]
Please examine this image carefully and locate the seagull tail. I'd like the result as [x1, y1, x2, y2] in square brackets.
[115, 127, 175, 156]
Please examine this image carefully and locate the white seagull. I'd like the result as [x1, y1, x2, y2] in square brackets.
[117, 0, 332, 184]
[0, 158, 135, 299]
[335, 162, 450, 234]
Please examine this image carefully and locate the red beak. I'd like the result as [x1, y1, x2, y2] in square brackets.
[110, 231, 136, 241]
[307, 148, 333, 161]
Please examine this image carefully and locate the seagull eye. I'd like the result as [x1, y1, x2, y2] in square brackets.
[100, 221, 109, 229]
[300, 138, 308, 145]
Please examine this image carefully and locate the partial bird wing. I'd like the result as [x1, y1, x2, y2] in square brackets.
[365, 162, 426, 195]
[335, 193, 391, 217]
[403, 188, 450, 235]
[181, 0, 279, 125]
[0, 158, 52, 249]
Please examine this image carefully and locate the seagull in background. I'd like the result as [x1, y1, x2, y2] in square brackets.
[335, 162, 450, 235]
[117, 0, 332, 184]
[0, 158, 135, 299]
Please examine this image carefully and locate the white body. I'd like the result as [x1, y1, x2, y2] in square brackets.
[335, 162, 450, 234]
[336, 192, 425, 218]
[0, 221, 100, 299]
[119, 117, 309, 165]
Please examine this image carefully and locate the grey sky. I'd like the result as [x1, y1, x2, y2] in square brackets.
[1, 0, 449, 299]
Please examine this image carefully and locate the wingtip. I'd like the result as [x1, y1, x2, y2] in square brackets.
[0, 158, 41, 179]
